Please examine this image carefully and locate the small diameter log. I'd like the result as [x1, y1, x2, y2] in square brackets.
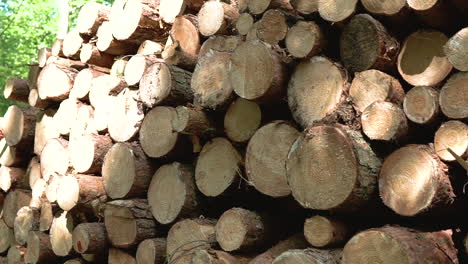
[148, 162, 199, 224]
[198, 35, 242, 57]
[4, 78, 29, 103]
[111, 58, 128, 77]
[37, 63, 78, 101]
[246, 121, 300, 198]
[39, 201, 55, 232]
[136, 238, 166, 264]
[166, 218, 217, 264]
[361, 101, 408, 142]
[57, 174, 106, 211]
[224, 98, 262, 143]
[195, 137, 243, 197]
[76, 1, 110, 36]
[72, 223, 108, 254]
[403, 86, 439, 125]
[28, 89, 50, 109]
[191, 50, 235, 110]
[287, 126, 381, 211]
[361, 0, 406, 16]
[80, 43, 115, 68]
[273, 248, 342, 264]
[0, 166, 26, 192]
[342, 226, 457, 263]
[397, 30, 452, 86]
[257, 9, 289, 45]
[50, 211, 74, 256]
[439, 72, 468, 120]
[96, 21, 139, 55]
[108, 88, 144, 142]
[198, 1, 240, 36]
[26, 157, 40, 188]
[14, 206, 40, 245]
[38, 48, 52, 68]
[444, 28, 468, 71]
[139, 62, 193, 108]
[70, 133, 112, 174]
[0, 139, 29, 167]
[40, 138, 69, 177]
[109, 248, 136, 264]
[30, 179, 47, 209]
[318, 0, 357, 22]
[28, 64, 41, 90]
[62, 30, 85, 58]
[172, 106, 215, 136]
[71, 68, 107, 100]
[3, 105, 37, 152]
[34, 109, 59, 156]
[139, 106, 190, 159]
[286, 21, 324, 59]
[137, 40, 164, 55]
[380, 145, 455, 216]
[124, 54, 160, 86]
[7, 245, 26, 264]
[102, 142, 155, 199]
[159, 0, 186, 24]
[236, 13, 254, 35]
[0, 219, 14, 253]
[191, 249, 251, 264]
[349, 69, 404, 113]
[304, 216, 348, 247]
[2, 190, 32, 228]
[248, 0, 294, 15]
[51, 38, 64, 57]
[104, 199, 159, 248]
[249, 233, 309, 264]
[24, 232, 57, 264]
[288, 56, 348, 128]
[290, 0, 318, 14]
[45, 174, 61, 203]
[230, 40, 287, 103]
[340, 14, 399, 73]
[434, 120, 468, 162]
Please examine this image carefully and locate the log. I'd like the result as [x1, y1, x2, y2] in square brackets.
[397, 30, 452, 86]
[110, 58, 128, 77]
[2, 190, 32, 228]
[249, 234, 308, 264]
[70, 68, 107, 100]
[92, 96, 116, 132]
[286, 21, 325, 59]
[139, 106, 190, 159]
[288, 56, 348, 128]
[349, 69, 404, 113]
[403, 86, 439, 125]
[361, 101, 408, 142]
[439, 72, 468, 120]
[137, 40, 164, 55]
[224, 98, 261, 143]
[191, 50, 235, 110]
[257, 9, 289, 45]
[166, 218, 217, 264]
[135, 238, 166, 264]
[0, 166, 26, 192]
[191, 249, 251, 264]
[72, 223, 108, 254]
[104, 199, 159, 248]
[96, 21, 139, 55]
[444, 27, 468, 71]
[3, 78, 29, 103]
[342, 226, 457, 263]
[248, 0, 294, 15]
[28, 89, 50, 109]
[124, 54, 160, 86]
[51, 38, 64, 57]
[287, 125, 381, 211]
[0, 139, 29, 167]
[39, 200, 55, 232]
[28, 64, 41, 90]
[64, 258, 86, 264]
[24, 231, 57, 264]
[30, 178, 46, 209]
[50, 211, 74, 256]
[303, 216, 348, 247]
[195, 137, 242, 197]
[70, 133, 112, 174]
[88, 74, 125, 108]
[434, 120, 468, 162]
[198, 1, 239, 36]
[139, 62, 193, 108]
[318, 0, 357, 22]
[102, 142, 155, 199]
[37, 63, 78, 101]
[45, 174, 61, 203]
[198, 35, 242, 57]
[7, 245, 26, 264]
[0, 219, 14, 253]
[26, 157, 40, 188]
[53, 99, 83, 136]
[159, 0, 186, 24]
[172, 106, 216, 136]
[230, 40, 287, 103]
[3, 105, 37, 152]
[40, 138, 69, 177]
[236, 13, 254, 35]
[57, 174, 106, 211]
[290, 0, 318, 14]
[108, 248, 136, 264]
[14, 206, 40, 245]
[79, 43, 115, 68]
[246, 121, 300, 197]
[62, 30, 85, 58]
[361, 0, 407, 16]
[76, 1, 110, 36]
[273, 248, 342, 263]
[340, 14, 399, 73]
[108, 88, 145, 142]
[379, 144, 455, 216]
[38, 48, 52, 68]
[69, 104, 97, 140]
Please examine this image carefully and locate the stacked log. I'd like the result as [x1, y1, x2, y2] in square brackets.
[1, 0, 468, 263]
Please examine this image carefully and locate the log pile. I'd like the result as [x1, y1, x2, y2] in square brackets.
[1, 0, 468, 263]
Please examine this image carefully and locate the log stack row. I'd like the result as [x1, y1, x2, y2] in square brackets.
[1, 0, 468, 263]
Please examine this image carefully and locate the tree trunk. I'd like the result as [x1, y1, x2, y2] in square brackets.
[235, 13, 254, 35]
[257, 9, 289, 45]
[224, 98, 262, 143]
[286, 21, 325, 59]
[50, 211, 74, 256]
[318, 0, 358, 22]
[77, 1, 110, 37]
[72, 223, 108, 254]
[273, 248, 342, 264]
[79, 43, 115, 68]
[108, 248, 136, 264]
[70, 133, 112, 174]
[248, 233, 308, 264]
[13, 206, 40, 245]
[191, 249, 251, 264]
[92, 96, 116, 133]
[124, 54, 160, 86]
[37, 63, 78, 101]
[172, 106, 216, 136]
[57, 174, 106, 211]
[28, 89, 50, 109]
[439, 72, 468, 120]
[3, 78, 29, 103]
[2, 190, 32, 228]
[0, 219, 14, 254]
[361, 101, 408, 142]
[24, 231, 57, 264]
[136, 238, 166, 264]
[248, 0, 294, 15]
[96, 21, 139, 55]
[137, 40, 164, 55]
[198, 1, 240, 36]
[108, 88, 145, 142]
[0, 166, 26, 192]
[434, 120, 467, 162]
[304, 216, 348, 247]
[40, 138, 69, 178]
[62, 30, 85, 59]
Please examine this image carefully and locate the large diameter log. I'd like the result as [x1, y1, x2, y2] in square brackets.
[444, 27, 468, 71]
[439, 72, 468, 120]
[379, 145, 455, 216]
[397, 30, 452, 86]
[361, 101, 408, 142]
[342, 226, 458, 263]
[37, 64, 78, 101]
[7, 245, 26, 264]
[104, 199, 159, 248]
[246, 121, 300, 198]
[148, 162, 199, 224]
[250, 234, 309, 264]
[172, 106, 216, 136]
[2, 190, 32, 228]
[102, 142, 155, 199]
[136, 238, 166, 264]
[109, 248, 136, 264]
[230, 40, 287, 103]
[403, 86, 439, 125]
[72, 223, 108, 254]
[304, 216, 348, 248]
[40, 138, 69, 177]
[139, 62, 193, 108]
[166, 218, 217, 264]
[70, 133, 112, 174]
[287, 126, 381, 211]
[79, 43, 115, 68]
[434, 121, 468, 162]
[0, 219, 14, 253]
[248, 0, 294, 14]
[57, 174, 106, 211]
[195, 137, 243, 197]
[50, 211, 74, 256]
[24, 232, 57, 264]
[361, 0, 406, 16]
[0, 166, 26, 192]
[288, 56, 348, 128]
[340, 14, 399, 73]
[349, 69, 404, 113]
[318, 0, 357, 22]
[256, 9, 288, 45]
[198, 1, 239, 36]
[108, 88, 145, 142]
[96, 21, 139, 55]
[62, 30, 85, 58]
[286, 21, 324, 59]
[273, 248, 342, 264]
[3, 105, 37, 151]
[224, 98, 261, 143]
[77, 1, 110, 36]
[4, 78, 29, 103]
[198, 35, 242, 57]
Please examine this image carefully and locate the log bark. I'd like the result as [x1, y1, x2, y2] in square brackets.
[287, 125, 381, 211]
[102, 142, 155, 199]
[303, 216, 348, 247]
[38, 48, 52, 68]
[62, 30, 85, 58]
[104, 199, 160, 248]
[2, 190, 32, 228]
[7, 245, 26, 264]
[0, 219, 14, 253]
[248, 0, 294, 15]
[33, 109, 59, 156]
[79, 43, 115, 68]
[286, 21, 325, 59]
[72, 223, 108, 254]
[70, 133, 112, 174]
[172, 106, 216, 136]
[434, 120, 468, 162]
[70, 68, 107, 100]
[28, 64, 41, 90]
[342, 226, 457, 263]
[50, 211, 74, 256]
[24, 231, 57, 264]
[249, 233, 308, 264]
[257, 9, 289, 45]
[318, 0, 357, 22]
[14, 206, 40, 245]
[124, 54, 160, 86]
[108, 248, 136, 264]
[40, 138, 69, 178]
[96, 21, 139, 55]
[137, 40, 164, 55]
[224, 98, 261, 143]
[198, 35, 242, 58]
[340, 14, 399, 73]
[246, 121, 300, 198]
[361, 101, 408, 142]
[403, 86, 439, 125]
[3, 78, 29, 103]
[236, 13, 254, 35]
[3, 105, 37, 153]
[136, 238, 166, 264]
[439, 72, 468, 120]
[191, 249, 251, 264]
[77, 1, 110, 37]
[108, 88, 145, 142]
[397, 30, 452, 86]
[28, 89, 50, 109]
[0, 166, 26, 192]
[57, 174, 106, 211]
[198, 1, 240, 36]
[139, 62, 193, 107]
[37, 63, 78, 101]
[273, 248, 342, 263]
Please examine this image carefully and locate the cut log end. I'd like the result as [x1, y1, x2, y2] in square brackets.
[361, 0, 406, 15]
[439, 72, 468, 120]
[37, 64, 76, 101]
[109, 248, 137, 264]
[236, 13, 254, 35]
[136, 238, 167, 264]
[361, 101, 408, 142]
[318, 0, 357, 22]
[257, 9, 288, 45]
[304, 216, 347, 247]
[62, 30, 84, 58]
[444, 28, 468, 71]
[434, 121, 468, 162]
[273, 248, 342, 264]
[14, 206, 40, 245]
[224, 98, 261, 143]
[0, 219, 14, 253]
[291, 0, 318, 14]
[286, 21, 324, 59]
[108, 88, 144, 142]
[77, 1, 110, 36]
[403, 86, 439, 124]
[40, 138, 69, 177]
[50, 211, 74, 256]
[25, 231, 56, 264]
[159, 0, 186, 24]
[72, 223, 108, 254]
